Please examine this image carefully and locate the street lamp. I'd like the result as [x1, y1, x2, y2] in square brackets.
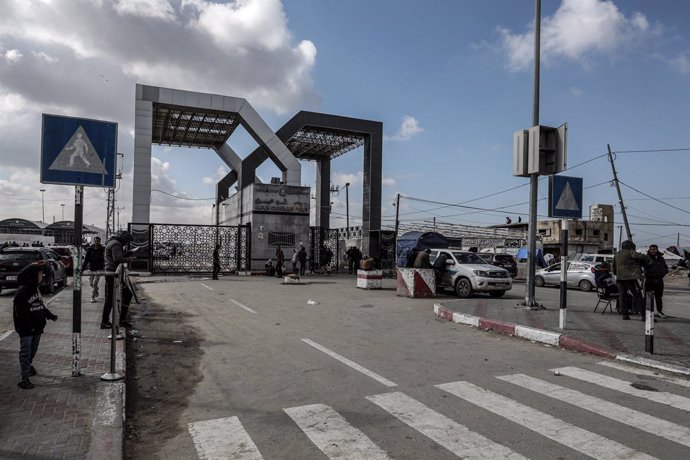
[40, 189, 46, 222]
[61, 203, 65, 221]
[345, 182, 350, 239]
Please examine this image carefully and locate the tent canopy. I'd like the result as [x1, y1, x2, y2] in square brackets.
[396, 231, 448, 267]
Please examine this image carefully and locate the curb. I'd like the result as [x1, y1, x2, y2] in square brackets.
[86, 336, 126, 460]
[434, 303, 690, 376]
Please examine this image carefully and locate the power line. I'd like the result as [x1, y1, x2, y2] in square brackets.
[619, 181, 690, 216]
[614, 147, 690, 154]
[151, 189, 215, 201]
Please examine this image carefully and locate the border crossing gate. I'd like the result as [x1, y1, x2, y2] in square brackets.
[128, 223, 251, 274]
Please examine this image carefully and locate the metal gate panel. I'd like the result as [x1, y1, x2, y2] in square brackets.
[309, 227, 340, 271]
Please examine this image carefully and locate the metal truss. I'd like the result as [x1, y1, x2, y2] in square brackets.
[152, 103, 240, 149]
[287, 127, 366, 160]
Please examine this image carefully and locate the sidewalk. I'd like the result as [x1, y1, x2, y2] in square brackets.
[0, 286, 125, 459]
[434, 288, 690, 373]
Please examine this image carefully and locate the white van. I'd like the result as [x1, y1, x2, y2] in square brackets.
[571, 253, 614, 265]
[429, 249, 512, 298]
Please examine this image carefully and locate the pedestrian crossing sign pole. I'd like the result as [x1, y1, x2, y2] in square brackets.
[40, 114, 118, 377]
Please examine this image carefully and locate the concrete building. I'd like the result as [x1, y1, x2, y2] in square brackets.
[538, 204, 615, 256]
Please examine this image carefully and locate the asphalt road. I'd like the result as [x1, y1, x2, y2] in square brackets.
[125, 275, 690, 460]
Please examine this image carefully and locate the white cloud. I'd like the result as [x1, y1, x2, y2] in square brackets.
[202, 165, 229, 185]
[499, 0, 658, 71]
[332, 171, 363, 188]
[668, 53, 690, 75]
[3, 49, 23, 64]
[382, 177, 396, 187]
[114, 0, 176, 21]
[31, 50, 58, 63]
[385, 115, 424, 141]
[569, 86, 584, 97]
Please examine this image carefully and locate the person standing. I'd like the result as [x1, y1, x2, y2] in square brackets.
[413, 248, 432, 268]
[13, 264, 58, 389]
[83, 236, 104, 302]
[646, 244, 669, 318]
[102, 231, 134, 329]
[613, 240, 650, 320]
[297, 244, 307, 276]
[275, 245, 285, 277]
[212, 244, 221, 280]
[291, 248, 298, 273]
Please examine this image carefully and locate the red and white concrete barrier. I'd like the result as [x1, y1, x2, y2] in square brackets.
[357, 269, 383, 289]
[396, 268, 436, 298]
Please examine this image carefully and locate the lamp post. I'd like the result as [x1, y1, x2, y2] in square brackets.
[345, 182, 350, 239]
[61, 203, 65, 221]
[40, 189, 46, 222]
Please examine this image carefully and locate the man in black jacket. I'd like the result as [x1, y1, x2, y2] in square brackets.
[83, 236, 105, 302]
[101, 231, 134, 329]
[646, 244, 669, 318]
[13, 264, 58, 389]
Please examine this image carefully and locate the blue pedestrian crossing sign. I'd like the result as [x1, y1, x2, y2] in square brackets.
[41, 114, 117, 187]
[548, 175, 583, 219]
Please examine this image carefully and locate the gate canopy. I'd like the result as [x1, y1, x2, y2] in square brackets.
[396, 231, 448, 267]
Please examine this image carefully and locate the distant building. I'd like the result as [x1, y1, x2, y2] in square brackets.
[537, 204, 615, 256]
[0, 218, 104, 246]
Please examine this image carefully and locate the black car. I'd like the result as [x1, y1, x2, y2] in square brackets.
[0, 247, 68, 294]
[477, 253, 518, 278]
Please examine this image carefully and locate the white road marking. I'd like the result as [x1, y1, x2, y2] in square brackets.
[284, 403, 391, 459]
[188, 416, 263, 460]
[437, 381, 657, 460]
[553, 366, 690, 412]
[366, 392, 525, 459]
[230, 299, 257, 314]
[301, 339, 397, 387]
[0, 330, 13, 342]
[598, 361, 690, 389]
[200, 282, 213, 291]
[499, 373, 690, 448]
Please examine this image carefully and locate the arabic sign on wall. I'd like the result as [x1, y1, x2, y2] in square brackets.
[252, 184, 310, 214]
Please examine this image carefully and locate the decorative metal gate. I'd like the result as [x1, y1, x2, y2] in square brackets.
[309, 227, 340, 271]
[128, 223, 251, 274]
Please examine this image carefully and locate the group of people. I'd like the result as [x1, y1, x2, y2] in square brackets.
[266, 244, 310, 277]
[595, 241, 669, 320]
[407, 247, 448, 284]
[12, 230, 135, 390]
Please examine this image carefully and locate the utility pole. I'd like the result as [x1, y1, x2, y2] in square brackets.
[607, 144, 632, 242]
[345, 182, 350, 239]
[618, 225, 623, 250]
[106, 188, 115, 238]
[40, 188, 46, 222]
[525, 0, 541, 308]
[394, 193, 401, 252]
[116, 206, 125, 231]
[61, 203, 65, 221]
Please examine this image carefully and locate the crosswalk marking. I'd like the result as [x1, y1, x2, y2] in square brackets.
[188, 416, 263, 460]
[498, 373, 690, 448]
[437, 381, 657, 460]
[301, 339, 397, 387]
[284, 404, 391, 459]
[553, 367, 690, 412]
[366, 391, 526, 459]
[597, 361, 690, 389]
[230, 299, 258, 314]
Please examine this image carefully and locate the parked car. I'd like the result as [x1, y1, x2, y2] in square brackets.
[429, 249, 512, 298]
[477, 253, 518, 278]
[571, 253, 614, 265]
[52, 246, 75, 275]
[0, 247, 68, 294]
[534, 261, 596, 291]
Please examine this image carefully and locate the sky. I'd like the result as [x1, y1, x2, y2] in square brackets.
[1, 0, 689, 250]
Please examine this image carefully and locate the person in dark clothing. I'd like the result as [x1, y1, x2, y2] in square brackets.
[432, 251, 450, 284]
[297, 245, 307, 276]
[102, 230, 134, 329]
[13, 263, 58, 389]
[347, 246, 363, 274]
[413, 248, 432, 268]
[593, 262, 619, 297]
[83, 236, 105, 302]
[406, 248, 419, 268]
[613, 240, 650, 320]
[275, 245, 285, 277]
[645, 244, 669, 318]
[212, 244, 221, 280]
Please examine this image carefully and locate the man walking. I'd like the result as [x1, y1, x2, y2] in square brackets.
[646, 244, 669, 318]
[613, 240, 650, 320]
[297, 244, 307, 276]
[275, 245, 284, 278]
[83, 236, 104, 302]
[212, 244, 221, 280]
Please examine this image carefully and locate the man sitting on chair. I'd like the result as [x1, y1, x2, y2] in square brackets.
[594, 262, 618, 297]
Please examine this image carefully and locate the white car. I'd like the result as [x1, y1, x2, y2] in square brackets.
[429, 249, 512, 298]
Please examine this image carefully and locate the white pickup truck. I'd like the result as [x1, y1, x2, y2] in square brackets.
[429, 249, 513, 298]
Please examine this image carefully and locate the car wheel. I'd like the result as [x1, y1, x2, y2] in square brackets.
[41, 273, 55, 294]
[579, 279, 593, 292]
[454, 278, 473, 298]
[58, 275, 67, 288]
[534, 276, 545, 287]
[489, 290, 506, 298]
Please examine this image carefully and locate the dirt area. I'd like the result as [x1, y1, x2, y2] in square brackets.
[124, 293, 204, 459]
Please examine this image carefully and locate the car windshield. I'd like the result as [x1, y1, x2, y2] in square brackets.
[53, 248, 71, 256]
[452, 252, 486, 264]
[494, 255, 515, 263]
[0, 251, 41, 262]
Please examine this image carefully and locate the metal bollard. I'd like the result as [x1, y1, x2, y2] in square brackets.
[101, 264, 125, 382]
[644, 282, 655, 354]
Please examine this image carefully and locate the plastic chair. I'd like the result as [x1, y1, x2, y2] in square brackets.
[594, 286, 617, 314]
